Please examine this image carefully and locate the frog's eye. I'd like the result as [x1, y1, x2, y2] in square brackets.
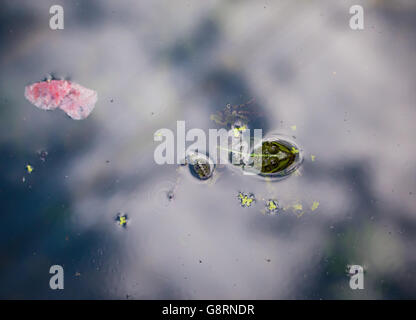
[243, 134, 303, 180]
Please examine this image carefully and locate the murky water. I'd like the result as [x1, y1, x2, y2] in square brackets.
[1, 0, 416, 299]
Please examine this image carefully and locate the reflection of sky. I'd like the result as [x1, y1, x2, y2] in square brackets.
[0, 0, 416, 299]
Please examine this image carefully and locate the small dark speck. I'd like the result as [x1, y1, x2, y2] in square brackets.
[110, 99, 114, 103]
[265, 259, 271, 263]
[106, 160, 110, 164]
[199, 260, 202, 264]
[167, 191, 175, 201]
[409, 192, 413, 195]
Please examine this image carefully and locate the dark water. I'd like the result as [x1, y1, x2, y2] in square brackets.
[1, 0, 416, 299]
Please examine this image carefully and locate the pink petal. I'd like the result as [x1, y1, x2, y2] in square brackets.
[24, 80, 97, 120]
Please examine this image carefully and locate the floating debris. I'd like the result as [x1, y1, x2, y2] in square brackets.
[311, 201, 320, 211]
[24, 79, 97, 120]
[167, 190, 175, 201]
[227, 127, 251, 169]
[115, 213, 128, 228]
[26, 164, 33, 174]
[238, 192, 255, 208]
[288, 202, 305, 217]
[147, 179, 179, 214]
[231, 120, 248, 138]
[311, 155, 316, 162]
[243, 134, 303, 179]
[38, 150, 48, 162]
[292, 203, 303, 211]
[210, 99, 263, 129]
[187, 151, 215, 181]
[290, 125, 297, 131]
[265, 199, 279, 215]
